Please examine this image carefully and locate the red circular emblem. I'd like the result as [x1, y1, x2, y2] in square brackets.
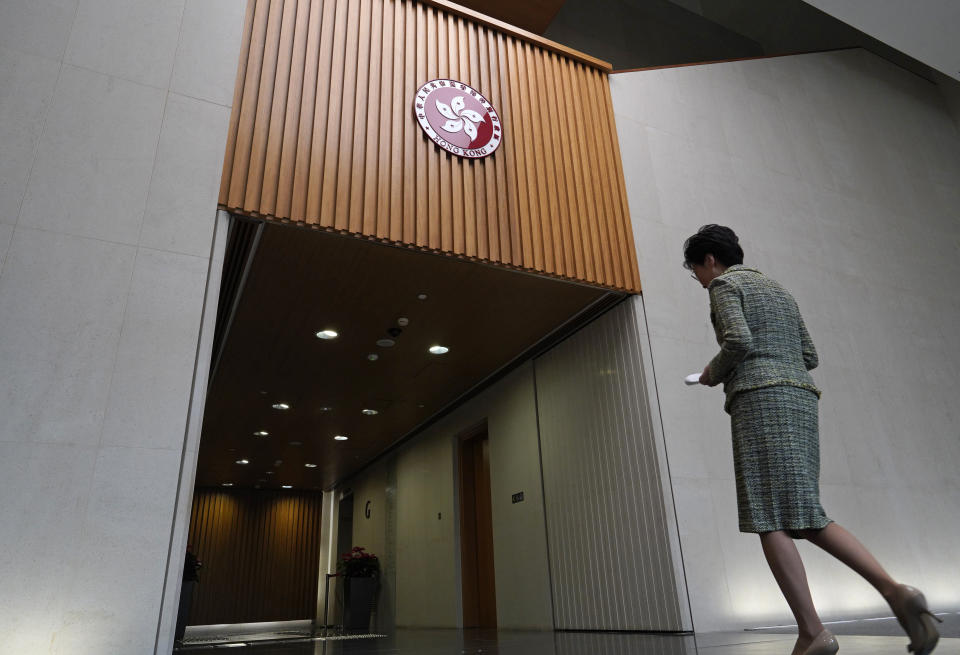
[414, 79, 502, 159]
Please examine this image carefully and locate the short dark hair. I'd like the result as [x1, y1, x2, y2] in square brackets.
[683, 224, 744, 269]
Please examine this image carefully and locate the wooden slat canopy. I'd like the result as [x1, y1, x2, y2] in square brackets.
[219, 0, 641, 293]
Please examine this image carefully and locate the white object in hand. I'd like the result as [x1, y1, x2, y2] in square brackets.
[685, 373, 701, 386]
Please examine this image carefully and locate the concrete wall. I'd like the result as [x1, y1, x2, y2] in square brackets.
[610, 48, 960, 631]
[0, 1, 246, 653]
[345, 363, 555, 630]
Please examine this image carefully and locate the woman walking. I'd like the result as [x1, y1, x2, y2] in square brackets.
[684, 224, 941, 655]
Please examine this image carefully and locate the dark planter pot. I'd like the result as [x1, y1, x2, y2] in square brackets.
[343, 576, 378, 631]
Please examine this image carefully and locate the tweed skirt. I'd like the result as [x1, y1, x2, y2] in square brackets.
[729, 385, 832, 535]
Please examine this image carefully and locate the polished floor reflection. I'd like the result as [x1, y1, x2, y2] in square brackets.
[174, 623, 960, 655]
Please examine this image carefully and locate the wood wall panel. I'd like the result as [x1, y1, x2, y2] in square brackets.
[187, 489, 324, 625]
[218, 0, 641, 293]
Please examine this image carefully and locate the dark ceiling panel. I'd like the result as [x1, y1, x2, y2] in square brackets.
[196, 223, 616, 491]
[454, 0, 567, 34]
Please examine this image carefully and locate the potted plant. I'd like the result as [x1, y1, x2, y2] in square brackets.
[337, 546, 379, 631]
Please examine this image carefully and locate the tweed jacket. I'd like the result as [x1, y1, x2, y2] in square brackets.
[707, 265, 821, 412]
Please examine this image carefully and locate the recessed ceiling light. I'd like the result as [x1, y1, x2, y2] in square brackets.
[254, 430, 269, 437]
[289, 441, 302, 446]
[320, 406, 333, 412]
[429, 345, 449, 355]
[258, 478, 268, 483]
[376, 338, 395, 348]
[334, 435, 348, 441]
[417, 293, 428, 300]
[222, 482, 234, 487]
[265, 471, 275, 475]
[367, 353, 378, 361]
[236, 459, 249, 465]
[316, 330, 338, 340]
[398, 317, 409, 326]
[282, 485, 292, 489]
[362, 409, 378, 416]
[305, 463, 318, 468]
[272, 402, 290, 410]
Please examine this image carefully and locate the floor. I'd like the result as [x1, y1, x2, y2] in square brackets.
[174, 614, 960, 655]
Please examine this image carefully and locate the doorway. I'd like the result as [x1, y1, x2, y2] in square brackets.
[458, 427, 497, 628]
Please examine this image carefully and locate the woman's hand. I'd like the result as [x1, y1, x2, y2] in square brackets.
[699, 364, 711, 385]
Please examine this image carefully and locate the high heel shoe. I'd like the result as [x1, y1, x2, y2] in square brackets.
[888, 584, 943, 655]
[802, 629, 839, 655]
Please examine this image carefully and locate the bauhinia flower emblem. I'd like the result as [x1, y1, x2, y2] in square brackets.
[435, 96, 485, 141]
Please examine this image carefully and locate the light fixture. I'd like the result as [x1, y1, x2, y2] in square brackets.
[429, 345, 449, 355]
[376, 338, 395, 347]
[289, 441, 302, 446]
[272, 402, 290, 410]
[235, 459, 249, 465]
[265, 471, 275, 475]
[334, 435, 348, 441]
[319, 406, 333, 412]
[305, 463, 318, 468]
[222, 483, 234, 487]
[316, 330, 338, 340]
[362, 409, 378, 416]
[282, 485, 293, 489]
[367, 353, 378, 361]
[254, 430, 269, 437]
[417, 293, 427, 300]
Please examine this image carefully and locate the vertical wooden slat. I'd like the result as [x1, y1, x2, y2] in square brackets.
[459, 19, 476, 259]
[296, 0, 330, 221]
[468, 23, 486, 260]
[244, 0, 284, 210]
[275, 0, 310, 219]
[450, 16, 465, 255]
[506, 38, 532, 269]
[349, 0, 375, 234]
[425, 7, 439, 249]
[553, 55, 585, 281]
[402, 1, 417, 244]
[583, 67, 620, 288]
[228, 0, 271, 208]
[415, 4, 429, 247]
[316, 0, 348, 223]
[219, 0, 257, 205]
[389, 0, 404, 241]
[532, 47, 560, 275]
[570, 63, 602, 282]
[494, 32, 518, 266]
[544, 52, 574, 278]
[477, 26, 495, 262]
[334, 0, 363, 229]
[376, 0, 394, 239]
[259, 0, 298, 215]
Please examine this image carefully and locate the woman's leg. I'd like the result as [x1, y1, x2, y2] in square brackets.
[760, 530, 824, 650]
[797, 523, 898, 599]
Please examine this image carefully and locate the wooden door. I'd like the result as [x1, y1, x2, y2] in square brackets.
[458, 429, 497, 628]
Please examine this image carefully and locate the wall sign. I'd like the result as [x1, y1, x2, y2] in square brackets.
[414, 79, 502, 159]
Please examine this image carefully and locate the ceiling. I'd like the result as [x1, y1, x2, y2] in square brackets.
[453, 0, 566, 34]
[196, 222, 618, 490]
[539, 0, 955, 93]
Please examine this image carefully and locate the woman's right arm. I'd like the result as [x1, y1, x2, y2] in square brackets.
[706, 278, 753, 385]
